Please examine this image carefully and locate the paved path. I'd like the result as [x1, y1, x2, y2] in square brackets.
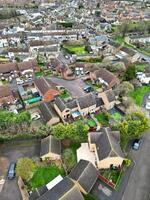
[122, 131, 150, 200]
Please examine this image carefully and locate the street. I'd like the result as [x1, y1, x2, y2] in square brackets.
[50, 77, 86, 98]
[122, 131, 150, 200]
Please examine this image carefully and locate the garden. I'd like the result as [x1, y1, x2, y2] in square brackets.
[100, 159, 131, 189]
[62, 44, 88, 55]
[95, 112, 110, 126]
[16, 157, 65, 191]
[59, 90, 71, 99]
[129, 85, 150, 106]
[28, 165, 64, 190]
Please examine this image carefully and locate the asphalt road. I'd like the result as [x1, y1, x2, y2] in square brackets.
[122, 131, 150, 200]
[50, 77, 86, 98]
[0, 139, 40, 200]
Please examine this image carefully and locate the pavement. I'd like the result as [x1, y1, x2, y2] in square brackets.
[122, 131, 150, 200]
[50, 77, 86, 98]
[0, 139, 40, 200]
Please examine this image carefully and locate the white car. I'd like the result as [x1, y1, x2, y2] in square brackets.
[31, 113, 41, 121]
[146, 102, 150, 110]
[16, 78, 24, 85]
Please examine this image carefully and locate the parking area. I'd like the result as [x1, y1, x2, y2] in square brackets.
[0, 139, 40, 200]
[50, 77, 86, 98]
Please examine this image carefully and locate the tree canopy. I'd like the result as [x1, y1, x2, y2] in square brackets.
[52, 121, 89, 142]
[16, 157, 36, 181]
[0, 110, 31, 134]
[116, 112, 149, 150]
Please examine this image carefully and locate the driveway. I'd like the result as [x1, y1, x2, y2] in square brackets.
[122, 131, 150, 200]
[0, 139, 40, 200]
[50, 77, 86, 98]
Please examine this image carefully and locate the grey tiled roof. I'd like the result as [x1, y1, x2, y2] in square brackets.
[39, 102, 59, 123]
[105, 90, 116, 103]
[40, 135, 61, 157]
[29, 186, 48, 200]
[55, 97, 67, 112]
[38, 177, 83, 200]
[77, 93, 96, 109]
[89, 128, 124, 160]
[69, 160, 98, 193]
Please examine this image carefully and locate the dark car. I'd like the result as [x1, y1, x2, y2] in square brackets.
[83, 85, 93, 93]
[132, 138, 142, 150]
[7, 163, 16, 180]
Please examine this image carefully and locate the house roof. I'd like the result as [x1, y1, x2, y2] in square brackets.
[0, 85, 13, 98]
[54, 97, 67, 112]
[66, 100, 78, 109]
[96, 97, 104, 107]
[17, 60, 37, 71]
[34, 77, 59, 98]
[29, 186, 48, 200]
[39, 102, 59, 123]
[0, 62, 18, 73]
[93, 68, 118, 85]
[40, 135, 61, 157]
[69, 159, 98, 193]
[105, 90, 116, 103]
[89, 128, 124, 161]
[38, 177, 84, 200]
[77, 93, 96, 109]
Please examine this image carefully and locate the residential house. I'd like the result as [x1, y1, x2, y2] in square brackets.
[54, 94, 104, 120]
[0, 85, 15, 105]
[40, 135, 61, 161]
[0, 62, 18, 75]
[34, 77, 60, 102]
[88, 128, 124, 169]
[34, 177, 84, 200]
[54, 97, 71, 119]
[39, 102, 60, 126]
[90, 68, 119, 89]
[69, 160, 99, 194]
[98, 90, 117, 110]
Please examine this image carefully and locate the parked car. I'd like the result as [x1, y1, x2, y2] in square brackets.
[31, 113, 41, 121]
[83, 85, 93, 93]
[132, 138, 142, 150]
[16, 78, 24, 85]
[7, 163, 16, 180]
[146, 101, 150, 110]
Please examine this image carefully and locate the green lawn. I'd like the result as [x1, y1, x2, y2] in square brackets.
[63, 45, 87, 55]
[129, 86, 150, 106]
[95, 113, 109, 126]
[29, 165, 64, 190]
[59, 90, 70, 99]
[87, 119, 97, 127]
[111, 112, 122, 121]
[35, 71, 44, 77]
[135, 63, 145, 72]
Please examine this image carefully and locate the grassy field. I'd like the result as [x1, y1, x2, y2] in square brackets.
[129, 86, 150, 106]
[29, 165, 64, 190]
[63, 44, 87, 55]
